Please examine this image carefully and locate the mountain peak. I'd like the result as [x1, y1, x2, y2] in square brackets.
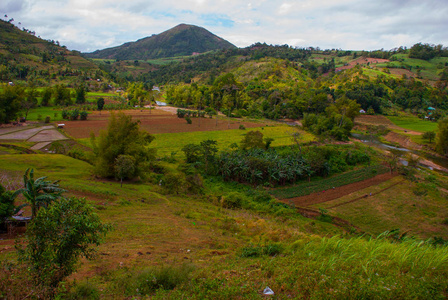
[84, 24, 236, 60]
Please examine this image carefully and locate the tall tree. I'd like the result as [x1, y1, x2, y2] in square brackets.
[92, 112, 155, 177]
[97, 97, 105, 114]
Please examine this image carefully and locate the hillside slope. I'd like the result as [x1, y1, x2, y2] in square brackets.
[0, 19, 103, 83]
[84, 24, 236, 60]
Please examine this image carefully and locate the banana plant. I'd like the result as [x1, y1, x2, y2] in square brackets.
[13, 168, 65, 219]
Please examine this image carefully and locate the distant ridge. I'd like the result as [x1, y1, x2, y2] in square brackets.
[84, 24, 236, 60]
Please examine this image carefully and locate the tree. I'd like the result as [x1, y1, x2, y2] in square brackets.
[0, 184, 16, 222]
[92, 112, 155, 178]
[22, 87, 38, 121]
[53, 84, 71, 106]
[0, 85, 24, 123]
[14, 169, 65, 219]
[436, 117, 448, 156]
[41, 87, 52, 106]
[97, 97, 105, 114]
[241, 131, 266, 150]
[385, 150, 401, 174]
[75, 85, 86, 104]
[291, 128, 303, 155]
[422, 131, 436, 143]
[114, 155, 136, 187]
[18, 197, 109, 296]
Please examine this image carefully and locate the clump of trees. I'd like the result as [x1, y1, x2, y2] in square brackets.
[91, 112, 155, 180]
[302, 97, 360, 141]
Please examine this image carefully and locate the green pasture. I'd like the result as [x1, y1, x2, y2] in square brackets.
[25, 107, 64, 121]
[150, 125, 314, 158]
[387, 115, 438, 132]
[362, 68, 398, 79]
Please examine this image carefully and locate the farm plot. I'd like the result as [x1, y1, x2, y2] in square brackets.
[271, 165, 390, 200]
[61, 109, 266, 138]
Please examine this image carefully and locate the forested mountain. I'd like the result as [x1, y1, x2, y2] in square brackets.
[0, 19, 105, 85]
[84, 24, 236, 60]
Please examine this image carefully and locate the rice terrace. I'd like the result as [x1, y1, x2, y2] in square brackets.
[1, 11, 448, 299]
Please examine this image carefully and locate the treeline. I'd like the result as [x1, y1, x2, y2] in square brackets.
[164, 65, 448, 136]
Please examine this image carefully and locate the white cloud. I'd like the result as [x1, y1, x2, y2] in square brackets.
[0, 0, 447, 52]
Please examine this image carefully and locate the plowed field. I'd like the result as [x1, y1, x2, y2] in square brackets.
[60, 109, 264, 138]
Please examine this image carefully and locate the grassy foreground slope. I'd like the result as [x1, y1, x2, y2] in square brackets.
[1, 153, 448, 299]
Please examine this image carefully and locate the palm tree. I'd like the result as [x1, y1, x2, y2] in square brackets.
[13, 169, 65, 218]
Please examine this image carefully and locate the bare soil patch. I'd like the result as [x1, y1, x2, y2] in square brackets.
[280, 172, 397, 207]
[355, 115, 421, 135]
[384, 131, 422, 150]
[336, 57, 389, 72]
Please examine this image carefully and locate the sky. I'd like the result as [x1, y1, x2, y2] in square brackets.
[1, 0, 447, 53]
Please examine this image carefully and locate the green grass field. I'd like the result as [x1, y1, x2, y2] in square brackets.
[387, 115, 438, 132]
[151, 125, 313, 158]
[77, 125, 314, 158]
[1, 152, 448, 299]
[25, 107, 64, 121]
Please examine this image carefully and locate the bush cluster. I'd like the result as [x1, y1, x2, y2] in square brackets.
[61, 109, 88, 121]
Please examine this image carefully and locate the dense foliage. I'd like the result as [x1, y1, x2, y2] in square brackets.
[217, 145, 371, 186]
[91, 112, 155, 178]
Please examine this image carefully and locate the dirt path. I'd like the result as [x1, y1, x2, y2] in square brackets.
[280, 172, 397, 207]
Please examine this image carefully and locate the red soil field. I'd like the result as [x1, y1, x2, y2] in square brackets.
[59, 109, 265, 138]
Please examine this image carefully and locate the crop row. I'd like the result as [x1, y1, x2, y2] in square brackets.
[270, 165, 389, 199]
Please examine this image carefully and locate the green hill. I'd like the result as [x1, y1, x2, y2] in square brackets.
[0, 19, 104, 84]
[84, 24, 236, 60]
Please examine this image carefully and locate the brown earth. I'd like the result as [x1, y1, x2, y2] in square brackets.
[355, 115, 421, 135]
[383, 131, 422, 150]
[61, 109, 265, 138]
[335, 57, 390, 72]
[280, 172, 397, 208]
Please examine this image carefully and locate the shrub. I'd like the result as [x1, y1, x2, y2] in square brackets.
[67, 147, 90, 163]
[68, 281, 100, 300]
[44, 116, 51, 123]
[221, 192, 245, 209]
[120, 264, 195, 296]
[80, 111, 88, 120]
[62, 110, 69, 119]
[37, 114, 42, 121]
[0, 185, 15, 222]
[185, 116, 192, 124]
[18, 197, 109, 296]
[240, 243, 283, 258]
[163, 173, 185, 194]
[239, 124, 246, 130]
[48, 141, 65, 154]
[69, 109, 80, 120]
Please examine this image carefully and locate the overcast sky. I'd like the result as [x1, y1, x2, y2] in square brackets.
[1, 0, 447, 53]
